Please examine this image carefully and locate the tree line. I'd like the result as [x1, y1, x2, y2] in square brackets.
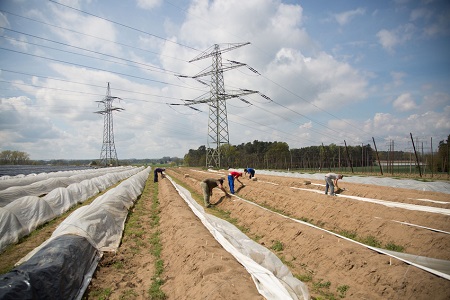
[0, 150, 183, 167]
[183, 136, 450, 174]
[0, 150, 30, 165]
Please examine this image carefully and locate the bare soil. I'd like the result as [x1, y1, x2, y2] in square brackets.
[2, 167, 450, 299]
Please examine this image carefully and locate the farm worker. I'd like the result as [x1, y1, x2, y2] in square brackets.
[200, 178, 230, 208]
[154, 168, 165, 183]
[324, 173, 343, 196]
[227, 171, 244, 194]
[244, 168, 255, 179]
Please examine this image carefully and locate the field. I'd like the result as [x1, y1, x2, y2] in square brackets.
[2, 167, 449, 299]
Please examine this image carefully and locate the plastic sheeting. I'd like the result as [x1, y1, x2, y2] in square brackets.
[166, 175, 310, 300]
[291, 186, 450, 216]
[51, 167, 149, 252]
[0, 166, 144, 253]
[17, 166, 151, 264]
[0, 167, 151, 299]
[0, 235, 100, 300]
[0, 166, 131, 190]
[0, 166, 136, 205]
[230, 169, 450, 194]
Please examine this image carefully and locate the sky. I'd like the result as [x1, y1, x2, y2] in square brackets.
[0, 0, 449, 160]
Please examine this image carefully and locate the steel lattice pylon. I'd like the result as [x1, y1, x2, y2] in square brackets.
[186, 43, 254, 168]
[206, 44, 228, 168]
[94, 82, 123, 167]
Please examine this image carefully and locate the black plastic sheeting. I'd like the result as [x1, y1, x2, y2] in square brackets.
[0, 234, 98, 299]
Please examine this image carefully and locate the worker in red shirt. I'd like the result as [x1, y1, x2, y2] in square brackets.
[227, 171, 244, 194]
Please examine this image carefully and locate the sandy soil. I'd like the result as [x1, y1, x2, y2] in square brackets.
[2, 167, 450, 299]
[162, 167, 450, 299]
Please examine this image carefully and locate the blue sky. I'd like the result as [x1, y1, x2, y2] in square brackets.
[0, 0, 449, 160]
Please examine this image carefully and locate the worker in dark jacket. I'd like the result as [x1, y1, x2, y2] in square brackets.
[154, 168, 165, 183]
[244, 168, 255, 179]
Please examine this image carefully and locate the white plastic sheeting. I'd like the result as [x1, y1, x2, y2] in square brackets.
[235, 169, 450, 194]
[0, 166, 130, 189]
[167, 175, 310, 300]
[0, 166, 144, 253]
[0, 167, 151, 300]
[51, 167, 150, 252]
[17, 166, 151, 264]
[0, 166, 135, 205]
[291, 187, 450, 216]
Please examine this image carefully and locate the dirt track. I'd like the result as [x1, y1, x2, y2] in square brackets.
[88, 167, 450, 299]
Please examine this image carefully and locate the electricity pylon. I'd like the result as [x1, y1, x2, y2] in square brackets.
[94, 82, 123, 167]
[172, 43, 258, 168]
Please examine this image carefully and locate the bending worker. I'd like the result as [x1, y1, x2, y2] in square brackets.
[200, 178, 230, 208]
[228, 171, 244, 194]
[244, 168, 255, 179]
[154, 167, 165, 183]
[324, 173, 344, 196]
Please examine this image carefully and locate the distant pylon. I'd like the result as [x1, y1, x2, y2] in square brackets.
[94, 82, 124, 167]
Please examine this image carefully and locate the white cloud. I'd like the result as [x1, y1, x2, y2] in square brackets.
[376, 24, 415, 53]
[299, 121, 312, 129]
[376, 29, 398, 52]
[384, 71, 406, 90]
[410, 8, 433, 21]
[333, 8, 365, 26]
[179, 0, 315, 59]
[391, 71, 406, 86]
[0, 12, 10, 32]
[136, 0, 162, 10]
[0, 96, 67, 156]
[393, 93, 417, 111]
[46, 4, 121, 57]
[422, 92, 450, 110]
[423, 10, 450, 37]
[354, 110, 450, 149]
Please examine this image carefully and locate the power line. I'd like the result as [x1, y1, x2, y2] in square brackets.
[47, 0, 199, 51]
[0, 77, 181, 104]
[0, 47, 207, 91]
[0, 69, 188, 102]
[0, 9, 188, 62]
[0, 30, 181, 76]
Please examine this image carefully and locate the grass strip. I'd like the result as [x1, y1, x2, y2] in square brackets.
[147, 180, 167, 300]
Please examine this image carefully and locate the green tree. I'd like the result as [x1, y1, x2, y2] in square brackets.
[220, 144, 237, 168]
[0, 150, 30, 165]
[436, 135, 449, 172]
[265, 142, 290, 169]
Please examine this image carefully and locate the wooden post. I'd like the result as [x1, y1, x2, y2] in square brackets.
[372, 137, 383, 175]
[410, 133, 422, 177]
[344, 140, 354, 173]
[431, 137, 433, 178]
